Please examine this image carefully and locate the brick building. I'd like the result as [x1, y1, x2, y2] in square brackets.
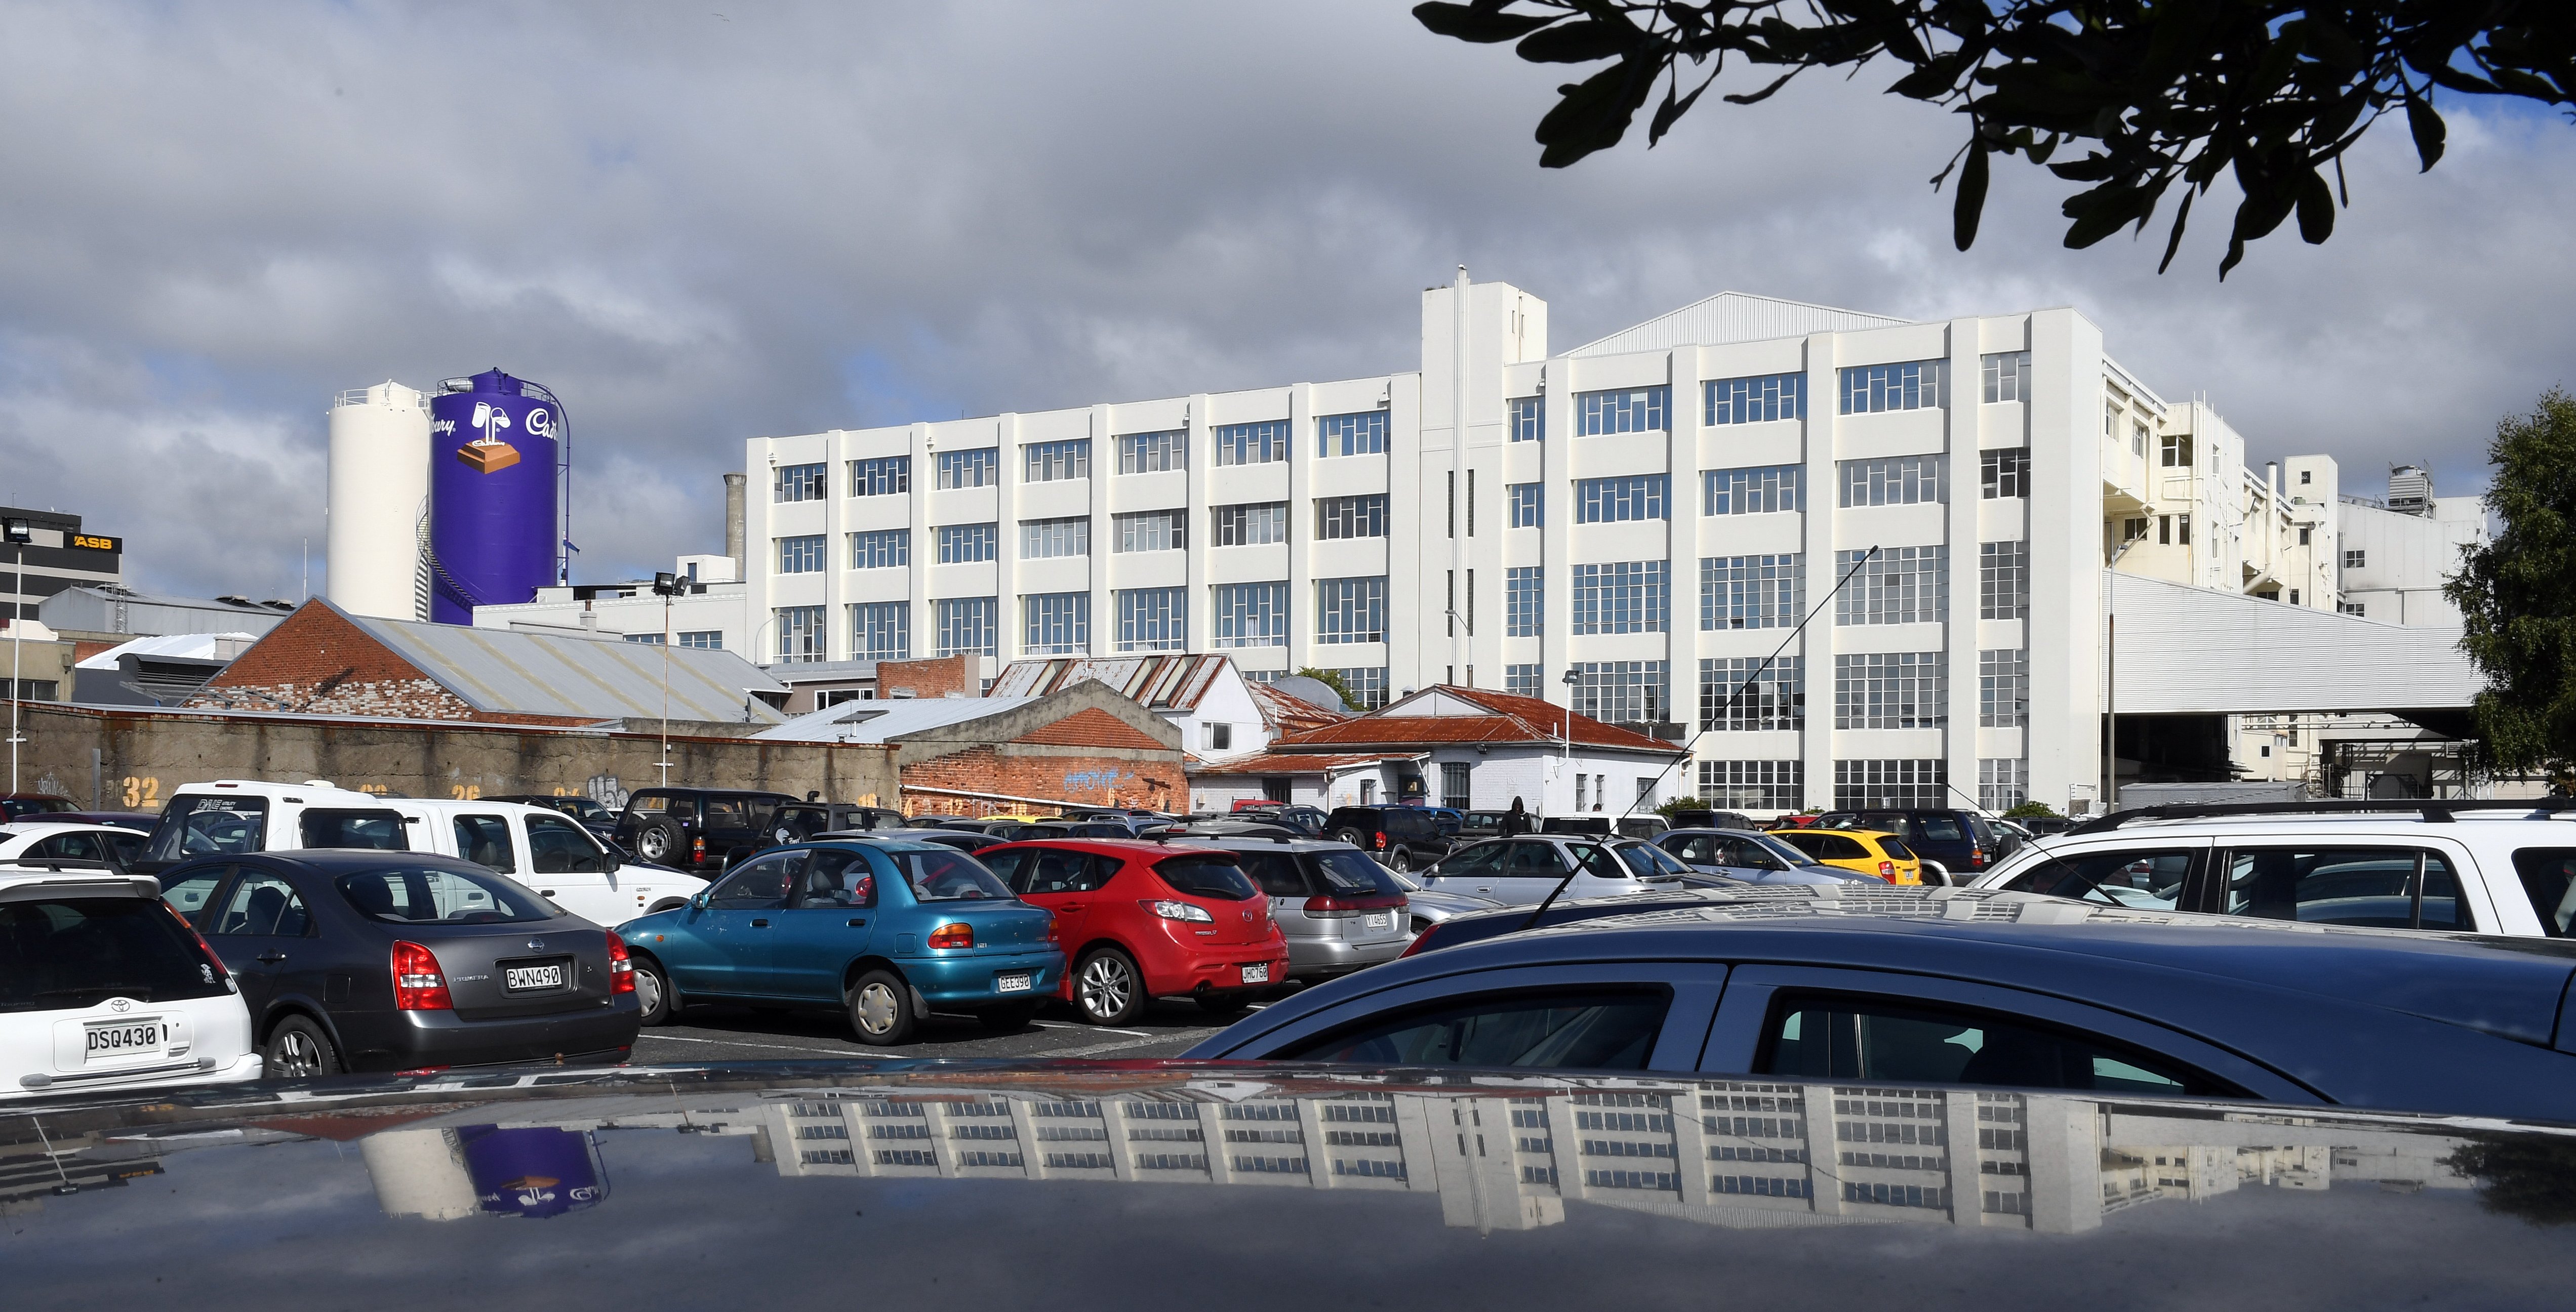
[757, 679, 1188, 815]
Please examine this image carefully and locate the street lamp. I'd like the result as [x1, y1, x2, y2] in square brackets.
[1559, 667, 1580, 818]
[651, 571, 685, 788]
[6, 518, 28, 795]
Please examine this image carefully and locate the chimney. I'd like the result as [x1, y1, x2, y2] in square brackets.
[723, 472, 747, 575]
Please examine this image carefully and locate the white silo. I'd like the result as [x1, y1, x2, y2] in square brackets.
[359, 1127, 479, 1221]
[327, 381, 432, 620]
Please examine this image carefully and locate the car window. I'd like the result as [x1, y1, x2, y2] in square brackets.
[452, 815, 517, 872]
[1382, 810, 1436, 839]
[1017, 847, 1103, 895]
[2512, 848, 2576, 937]
[0, 895, 232, 1013]
[299, 808, 407, 852]
[708, 854, 794, 910]
[1761, 995, 2223, 1095]
[146, 795, 268, 863]
[106, 832, 145, 865]
[1312, 850, 1399, 895]
[702, 799, 749, 830]
[1507, 841, 1567, 877]
[1614, 842, 1690, 878]
[1435, 842, 1508, 878]
[743, 798, 783, 827]
[526, 815, 605, 874]
[1278, 989, 1670, 1069]
[157, 864, 232, 926]
[2220, 847, 2469, 930]
[1240, 852, 1309, 898]
[1155, 855, 1259, 900]
[1917, 815, 1966, 841]
[977, 847, 1029, 889]
[1876, 837, 1916, 860]
[795, 848, 874, 908]
[884, 848, 1015, 902]
[30, 831, 110, 862]
[335, 864, 553, 924]
[1567, 844, 1630, 882]
[628, 794, 670, 814]
[2002, 848, 2191, 910]
[210, 872, 311, 937]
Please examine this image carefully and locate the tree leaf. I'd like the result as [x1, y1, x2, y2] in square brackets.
[2405, 91, 2448, 172]
[1648, 72, 1714, 145]
[1517, 16, 1637, 64]
[1535, 60, 1658, 168]
[1952, 144, 1990, 251]
[2295, 167, 2336, 244]
[1411, 1, 1559, 45]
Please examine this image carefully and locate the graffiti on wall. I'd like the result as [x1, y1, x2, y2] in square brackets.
[1064, 768, 1133, 794]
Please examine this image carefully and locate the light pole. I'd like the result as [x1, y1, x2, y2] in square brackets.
[6, 518, 28, 794]
[1558, 667, 1580, 818]
[651, 571, 683, 787]
[2102, 531, 2148, 815]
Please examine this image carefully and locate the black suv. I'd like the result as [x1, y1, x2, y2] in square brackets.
[1322, 805, 1451, 872]
[614, 788, 797, 870]
[1848, 809, 2018, 880]
[769, 801, 908, 845]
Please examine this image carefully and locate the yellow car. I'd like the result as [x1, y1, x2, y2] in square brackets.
[1773, 828, 1923, 884]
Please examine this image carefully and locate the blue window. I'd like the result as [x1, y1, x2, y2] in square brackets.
[1701, 555, 1803, 631]
[1021, 517, 1089, 559]
[850, 456, 910, 497]
[1315, 495, 1388, 540]
[1505, 567, 1542, 637]
[1023, 439, 1091, 482]
[1576, 475, 1668, 523]
[774, 605, 826, 663]
[1317, 411, 1387, 458]
[851, 603, 908, 661]
[1703, 466, 1802, 515]
[1509, 482, 1543, 527]
[1118, 430, 1187, 474]
[1315, 577, 1386, 644]
[935, 598, 997, 657]
[1839, 360, 1947, 414]
[937, 523, 997, 564]
[1215, 420, 1289, 466]
[1839, 456, 1945, 507]
[776, 535, 826, 574]
[677, 630, 723, 650]
[1023, 592, 1089, 655]
[936, 448, 997, 489]
[1569, 561, 1668, 635]
[1116, 588, 1186, 652]
[1212, 582, 1290, 648]
[1705, 373, 1803, 426]
[1576, 387, 1669, 436]
[850, 529, 909, 569]
[1509, 396, 1544, 442]
[1837, 546, 1948, 625]
[774, 462, 828, 502]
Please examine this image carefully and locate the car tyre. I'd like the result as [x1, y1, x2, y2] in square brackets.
[633, 818, 684, 864]
[1388, 848, 1413, 873]
[847, 970, 917, 1045]
[263, 1014, 341, 1079]
[1075, 947, 1147, 1026]
[633, 955, 677, 1026]
[1195, 992, 1253, 1018]
[977, 1001, 1039, 1031]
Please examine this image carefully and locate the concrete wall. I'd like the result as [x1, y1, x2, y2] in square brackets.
[13, 703, 900, 812]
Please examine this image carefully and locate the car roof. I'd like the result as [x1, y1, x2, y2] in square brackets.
[0, 870, 159, 899]
[987, 837, 1218, 856]
[797, 837, 950, 854]
[1170, 835, 1351, 852]
[179, 849, 499, 874]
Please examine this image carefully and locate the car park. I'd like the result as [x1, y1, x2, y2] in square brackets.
[1846, 807, 2019, 878]
[0, 821, 147, 871]
[151, 849, 639, 1077]
[1770, 827, 1921, 883]
[1655, 827, 1875, 884]
[612, 787, 799, 870]
[1967, 798, 2576, 936]
[825, 827, 1010, 854]
[1322, 804, 1450, 871]
[1229, 800, 1329, 835]
[1007, 819, 1142, 842]
[976, 838, 1287, 1023]
[1169, 835, 1411, 982]
[1187, 885, 2576, 1122]
[766, 800, 909, 845]
[3, 868, 262, 1097]
[618, 839, 1062, 1045]
[138, 780, 707, 926]
[1663, 806, 1759, 831]
[1381, 866, 1504, 934]
[1413, 834, 1688, 908]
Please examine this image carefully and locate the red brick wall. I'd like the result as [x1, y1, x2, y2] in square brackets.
[900, 747, 1182, 816]
[188, 602, 587, 724]
[876, 652, 975, 700]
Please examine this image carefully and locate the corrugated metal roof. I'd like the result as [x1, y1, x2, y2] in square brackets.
[1270, 686, 1685, 756]
[989, 654, 1230, 710]
[2109, 572, 2479, 714]
[1567, 291, 1909, 357]
[339, 606, 787, 723]
[755, 696, 1045, 744]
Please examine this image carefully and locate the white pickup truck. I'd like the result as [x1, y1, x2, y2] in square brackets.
[136, 780, 707, 928]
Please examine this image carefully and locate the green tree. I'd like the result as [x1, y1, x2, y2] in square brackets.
[2446, 388, 2576, 777]
[1293, 667, 1360, 711]
[2004, 800, 2061, 819]
[1412, 2, 2576, 275]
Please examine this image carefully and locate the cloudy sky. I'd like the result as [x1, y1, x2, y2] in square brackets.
[3, 1, 2567, 600]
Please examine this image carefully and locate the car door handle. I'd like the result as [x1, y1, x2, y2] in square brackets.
[751, 918, 770, 928]
[846, 918, 868, 927]
[540, 890, 556, 897]
[256, 952, 288, 964]
[1062, 903, 1086, 912]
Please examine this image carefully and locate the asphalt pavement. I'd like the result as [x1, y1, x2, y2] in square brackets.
[630, 995, 1276, 1064]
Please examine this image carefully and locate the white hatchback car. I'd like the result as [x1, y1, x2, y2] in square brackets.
[3, 869, 261, 1098]
[1967, 799, 2576, 937]
[0, 822, 149, 871]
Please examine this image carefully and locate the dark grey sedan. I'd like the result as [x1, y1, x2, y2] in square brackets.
[155, 850, 641, 1077]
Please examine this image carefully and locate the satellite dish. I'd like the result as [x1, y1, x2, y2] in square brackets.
[1272, 675, 1350, 714]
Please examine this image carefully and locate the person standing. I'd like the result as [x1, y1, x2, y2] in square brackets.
[1502, 796, 1531, 837]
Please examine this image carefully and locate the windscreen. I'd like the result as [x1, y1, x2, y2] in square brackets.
[336, 865, 552, 924]
[883, 849, 1015, 902]
[144, 795, 268, 864]
[1154, 855, 1260, 900]
[1312, 849, 1400, 895]
[1613, 842, 1690, 878]
[0, 896, 231, 1013]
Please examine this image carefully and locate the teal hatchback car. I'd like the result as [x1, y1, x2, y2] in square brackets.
[617, 839, 1063, 1044]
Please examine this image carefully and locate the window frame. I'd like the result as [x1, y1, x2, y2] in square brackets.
[1200, 962, 1730, 1070]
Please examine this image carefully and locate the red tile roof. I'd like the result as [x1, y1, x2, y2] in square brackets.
[1189, 750, 1424, 777]
[1267, 685, 1685, 755]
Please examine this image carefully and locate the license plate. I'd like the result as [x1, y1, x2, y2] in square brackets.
[84, 1019, 167, 1062]
[1363, 912, 1392, 930]
[1240, 963, 1270, 984]
[505, 964, 565, 991]
[995, 971, 1033, 994]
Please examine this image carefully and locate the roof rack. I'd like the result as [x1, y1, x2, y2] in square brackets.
[2066, 797, 2576, 835]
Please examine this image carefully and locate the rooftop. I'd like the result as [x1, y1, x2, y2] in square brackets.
[1268, 686, 1685, 755]
[1567, 291, 1909, 357]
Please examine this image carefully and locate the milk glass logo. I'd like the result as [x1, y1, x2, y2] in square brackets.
[458, 401, 522, 473]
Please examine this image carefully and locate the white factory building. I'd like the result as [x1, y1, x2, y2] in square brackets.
[460, 277, 2485, 815]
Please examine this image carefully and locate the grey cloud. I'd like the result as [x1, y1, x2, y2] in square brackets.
[0, 0, 2563, 597]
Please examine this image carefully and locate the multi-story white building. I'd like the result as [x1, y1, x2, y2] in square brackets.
[739, 276, 2471, 815]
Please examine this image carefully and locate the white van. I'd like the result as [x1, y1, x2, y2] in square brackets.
[137, 781, 707, 928]
[3, 869, 262, 1098]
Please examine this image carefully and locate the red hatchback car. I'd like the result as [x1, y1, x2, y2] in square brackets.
[976, 839, 1287, 1026]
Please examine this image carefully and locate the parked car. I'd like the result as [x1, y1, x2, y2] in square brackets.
[0, 821, 147, 871]
[138, 780, 707, 925]
[1654, 827, 1875, 884]
[3, 868, 262, 1098]
[1228, 801, 1329, 836]
[612, 787, 798, 870]
[485, 794, 624, 841]
[1148, 818, 1308, 842]
[1009, 819, 1143, 842]
[1382, 866, 1505, 934]
[8, 809, 157, 831]
[975, 838, 1286, 1023]
[1188, 887, 2576, 1122]
[1770, 827, 1922, 883]
[1662, 807, 1759, 832]
[1848, 808, 2019, 877]
[1966, 798, 2576, 936]
[1171, 836, 1411, 982]
[826, 827, 1009, 854]
[1454, 809, 1509, 839]
[152, 850, 640, 1077]
[2018, 814, 2075, 835]
[766, 801, 908, 845]
[0, 793, 76, 822]
[1322, 805, 1451, 871]
[618, 839, 1062, 1044]
[1412, 834, 1689, 908]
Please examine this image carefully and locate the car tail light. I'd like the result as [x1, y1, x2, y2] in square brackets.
[158, 902, 229, 985]
[1877, 860, 1896, 881]
[392, 941, 452, 1011]
[1373, 831, 1388, 850]
[606, 929, 635, 994]
[1142, 898, 1215, 923]
[1967, 848, 1988, 871]
[928, 922, 975, 949]
[1041, 913, 1059, 944]
[1302, 893, 1404, 919]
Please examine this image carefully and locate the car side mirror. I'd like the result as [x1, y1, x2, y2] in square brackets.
[691, 889, 710, 910]
[602, 850, 623, 873]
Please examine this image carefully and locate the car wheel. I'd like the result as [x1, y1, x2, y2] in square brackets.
[263, 1015, 341, 1079]
[634, 819, 682, 863]
[978, 1001, 1039, 1031]
[1195, 992, 1252, 1018]
[632, 956, 676, 1026]
[1075, 947, 1147, 1026]
[1388, 848, 1413, 873]
[645, 897, 687, 914]
[846, 970, 917, 1045]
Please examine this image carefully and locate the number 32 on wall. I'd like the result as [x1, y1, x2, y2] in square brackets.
[120, 776, 160, 809]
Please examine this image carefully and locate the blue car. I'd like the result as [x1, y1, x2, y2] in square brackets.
[617, 839, 1062, 1045]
